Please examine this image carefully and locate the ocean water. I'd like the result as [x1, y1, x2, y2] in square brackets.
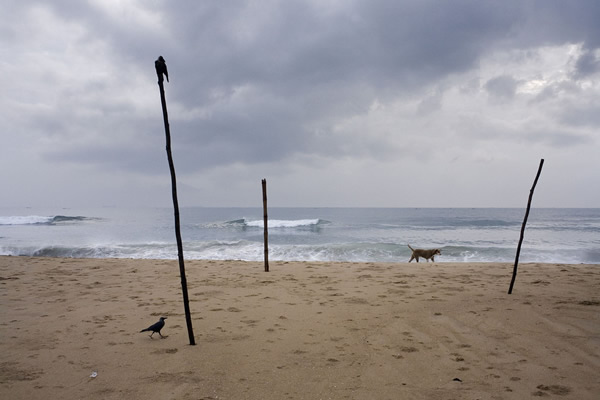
[1, 207, 599, 264]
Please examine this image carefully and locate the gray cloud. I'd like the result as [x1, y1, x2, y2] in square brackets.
[558, 102, 600, 128]
[484, 75, 519, 101]
[1, 0, 599, 207]
[573, 49, 600, 79]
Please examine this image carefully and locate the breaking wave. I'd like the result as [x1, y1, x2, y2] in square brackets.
[3, 241, 597, 264]
[0, 215, 93, 226]
[221, 218, 329, 229]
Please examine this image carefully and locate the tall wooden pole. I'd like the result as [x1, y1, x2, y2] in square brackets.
[155, 56, 196, 345]
[262, 179, 269, 272]
[508, 159, 544, 295]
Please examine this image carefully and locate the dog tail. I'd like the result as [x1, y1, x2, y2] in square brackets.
[407, 244, 414, 251]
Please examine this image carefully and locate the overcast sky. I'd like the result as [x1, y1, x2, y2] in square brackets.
[1, 0, 599, 208]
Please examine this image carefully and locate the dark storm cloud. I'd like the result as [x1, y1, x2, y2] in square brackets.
[139, 1, 514, 171]
[15, 0, 598, 175]
[166, 0, 599, 173]
[2, 0, 599, 207]
[167, 0, 519, 101]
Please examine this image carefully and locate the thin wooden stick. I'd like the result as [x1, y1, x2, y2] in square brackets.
[155, 56, 196, 345]
[262, 179, 269, 272]
[508, 159, 544, 294]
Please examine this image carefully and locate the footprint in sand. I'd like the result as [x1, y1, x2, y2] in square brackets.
[533, 384, 571, 396]
[151, 348, 178, 354]
[400, 346, 419, 353]
[1, 361, 44, 382]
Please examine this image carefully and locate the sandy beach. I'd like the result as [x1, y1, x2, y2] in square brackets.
[1, 256, 598, 399]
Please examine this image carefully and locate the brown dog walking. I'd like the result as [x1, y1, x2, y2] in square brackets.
[408, 244, 441, 262]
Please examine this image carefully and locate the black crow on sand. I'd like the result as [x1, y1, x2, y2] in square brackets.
[140, 317, 167, 338]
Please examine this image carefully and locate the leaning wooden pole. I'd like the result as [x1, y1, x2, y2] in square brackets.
[262, 179, 269, 272]
[508, 159, 544, 295]
[155, 56, 196, 345]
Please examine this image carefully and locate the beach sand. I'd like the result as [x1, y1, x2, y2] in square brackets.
[1, 256, 598, 399]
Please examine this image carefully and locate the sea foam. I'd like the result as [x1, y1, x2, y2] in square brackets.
[0, 215, 89, 226]
[0, 216, 54, 225]
[244, 218, 323, 228]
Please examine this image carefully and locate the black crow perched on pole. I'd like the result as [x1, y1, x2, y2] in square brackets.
[140, 317, 167, 338]
[153, 55, 196, 345]
[155, 56, 169, 83]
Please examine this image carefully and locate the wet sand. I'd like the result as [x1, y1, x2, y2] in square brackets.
[1, 256, 599, 399]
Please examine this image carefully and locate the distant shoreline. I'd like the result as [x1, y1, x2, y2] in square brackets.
[3, 254, 600, 266]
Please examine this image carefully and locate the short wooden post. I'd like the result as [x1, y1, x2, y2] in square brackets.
[262, 179, 269, 272]
[508, 159, 544, 294]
